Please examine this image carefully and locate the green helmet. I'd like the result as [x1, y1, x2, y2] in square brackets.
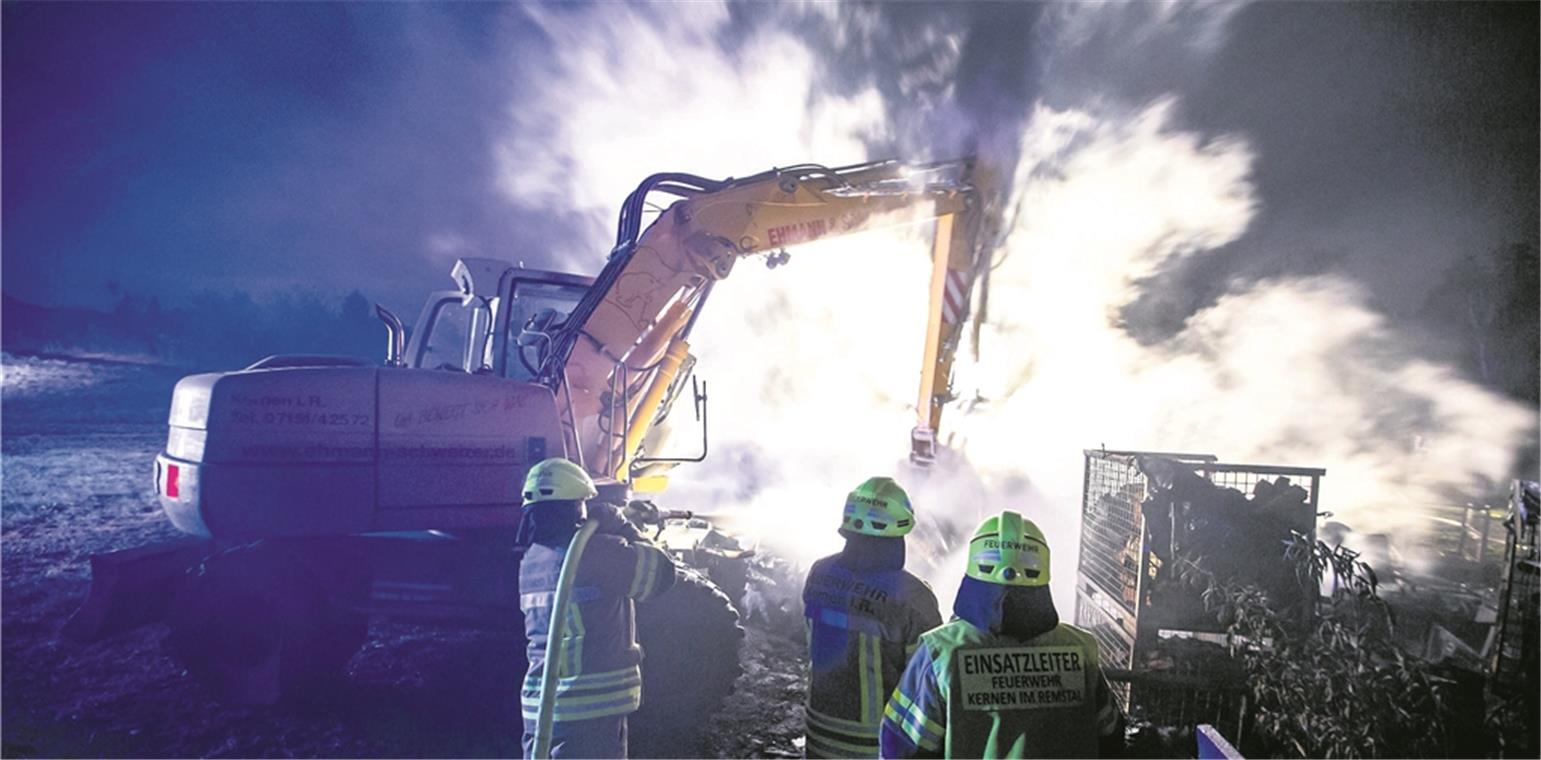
[841, 476, 915, 537]
[522, 457, 598, 506]
[965, 511, 1050, 587]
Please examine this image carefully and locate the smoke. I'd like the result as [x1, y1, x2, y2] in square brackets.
[493, 3, 1536, 609]
[496, 3, 885, 263]
[493, 0, 956, 567]
[959, 100, 1534, 598]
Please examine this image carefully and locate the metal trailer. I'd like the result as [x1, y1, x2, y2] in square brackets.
[1075, 448, 1325, 741]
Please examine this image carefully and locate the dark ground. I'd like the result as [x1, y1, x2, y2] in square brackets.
[1, 353, 808, 758]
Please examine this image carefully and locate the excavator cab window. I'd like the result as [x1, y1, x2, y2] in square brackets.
[504, 280, 585, 381]
[417, 296, 487, 372]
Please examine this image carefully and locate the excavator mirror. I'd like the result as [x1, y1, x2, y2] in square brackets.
[450, 257, 506, 303]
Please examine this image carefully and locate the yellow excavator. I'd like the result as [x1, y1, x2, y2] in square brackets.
[67, 156, 996, 749]
[526, 156, 990, 482]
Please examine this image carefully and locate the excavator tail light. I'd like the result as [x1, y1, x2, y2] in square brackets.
[164, 464, 180, 499]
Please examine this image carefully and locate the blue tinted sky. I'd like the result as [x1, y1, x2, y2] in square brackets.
[3, 2, 1536, 324]
[4, 2, 532, 311]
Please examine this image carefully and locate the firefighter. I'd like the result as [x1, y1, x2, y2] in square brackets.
[517, 458, 678, 759]
[880, 511, 1125, 759]
[803, 476, 944, 758]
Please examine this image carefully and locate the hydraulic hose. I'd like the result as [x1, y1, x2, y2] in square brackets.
[530, 517, 600, 760]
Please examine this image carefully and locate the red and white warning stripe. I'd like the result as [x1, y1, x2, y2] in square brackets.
[942, 270, 971, 324]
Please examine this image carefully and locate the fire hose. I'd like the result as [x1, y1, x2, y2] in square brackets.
[530, 518, 600, 760]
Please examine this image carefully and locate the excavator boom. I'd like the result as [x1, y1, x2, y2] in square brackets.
[533, 158, 992, 481]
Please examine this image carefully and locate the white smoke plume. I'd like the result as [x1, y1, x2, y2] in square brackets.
[497, 3, 885, 261]
[960, 100, 1535, 600]
[494, 3, 1537, 609]
[495, 1, 933, 565]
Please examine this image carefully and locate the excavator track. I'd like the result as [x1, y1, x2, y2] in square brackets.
[165, 539, 369, 705]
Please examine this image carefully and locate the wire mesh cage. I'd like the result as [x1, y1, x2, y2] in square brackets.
[1076, 451, 1219, 708]
[1076, 448, 1325, 740]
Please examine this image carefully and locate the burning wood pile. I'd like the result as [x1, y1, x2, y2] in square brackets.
[1135, 455, 1318, 631]
[1074, 449, 1327, 744]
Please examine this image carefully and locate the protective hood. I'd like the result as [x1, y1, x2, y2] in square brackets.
[952, 575, 1059, 640]
[518, 500, 586, 547]
[836, 533, 907, 572]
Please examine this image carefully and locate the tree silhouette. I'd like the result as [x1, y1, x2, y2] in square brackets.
[1422, 242, 1539, 405]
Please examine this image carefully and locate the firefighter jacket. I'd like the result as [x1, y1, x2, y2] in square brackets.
[879, 578, 1123, 759]
[803, 536, 943, 758]
[519, 516, 678, 727]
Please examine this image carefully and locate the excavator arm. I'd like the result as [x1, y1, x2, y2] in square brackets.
[534, 158, 990, 483]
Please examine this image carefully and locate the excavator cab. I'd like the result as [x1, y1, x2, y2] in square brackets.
[400, 258, 592, 378]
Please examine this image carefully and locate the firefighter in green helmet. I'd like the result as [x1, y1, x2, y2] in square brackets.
[880, 511, 1125, 759]
[517, 457, 680, 759]
[802, 476, 944, 758]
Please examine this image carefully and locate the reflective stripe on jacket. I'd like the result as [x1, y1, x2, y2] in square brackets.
[520, 533, 677, 724]
[803, 554, 943, 758]
[880, 620, 1121, 759]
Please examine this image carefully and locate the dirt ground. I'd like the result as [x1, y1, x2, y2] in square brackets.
[1, 354, 808, 758]
[701, 607, 809, 759]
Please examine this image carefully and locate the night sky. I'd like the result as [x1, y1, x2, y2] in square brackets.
[3, 2, 1537, 330]
[4, 2, 526, 313]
